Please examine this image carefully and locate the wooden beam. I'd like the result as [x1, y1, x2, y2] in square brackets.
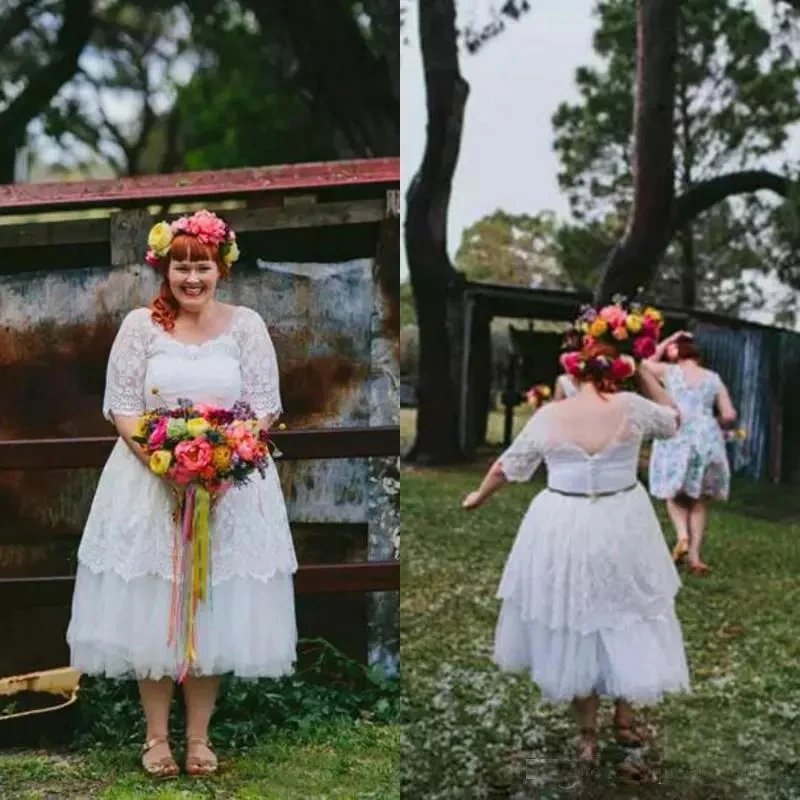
[0, 158, 399, 213]
[0, 426, 400, 470]
[0, 199, 386, 250]
[0, 561, 399, 606]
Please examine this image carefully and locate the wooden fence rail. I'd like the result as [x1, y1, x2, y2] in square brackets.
[0, 426, 400, 600]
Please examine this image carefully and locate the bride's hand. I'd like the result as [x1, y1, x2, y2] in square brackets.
[462, 491, 484, 511]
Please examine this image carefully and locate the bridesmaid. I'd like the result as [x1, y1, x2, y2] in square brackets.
[647, 332, 737, 574]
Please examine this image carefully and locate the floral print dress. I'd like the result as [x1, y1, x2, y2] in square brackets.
[649, 365, 730, 501]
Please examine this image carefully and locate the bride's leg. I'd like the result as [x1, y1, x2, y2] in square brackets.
[572, 694, 599, 764]
[182, 675, 222, 775]
[138, 678, 179, 776]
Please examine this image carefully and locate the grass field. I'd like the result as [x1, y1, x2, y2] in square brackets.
[401, 438, 800, 798]
[0, 720, 399, 799]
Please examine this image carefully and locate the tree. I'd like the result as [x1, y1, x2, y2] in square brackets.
[403, 0, 532, 464]
[0, 0, 94, 182]
[553, 0, 800, 306]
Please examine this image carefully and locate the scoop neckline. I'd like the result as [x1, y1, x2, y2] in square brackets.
[152, 305, 239, 347]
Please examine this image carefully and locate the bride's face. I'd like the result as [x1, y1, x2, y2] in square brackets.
[168, 258, 220, 312]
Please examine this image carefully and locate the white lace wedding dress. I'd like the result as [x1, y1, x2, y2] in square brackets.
[493, 392, 690, 703]
[67, 306, 298, 679]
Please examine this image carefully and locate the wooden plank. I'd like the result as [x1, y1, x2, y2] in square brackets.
[0, 561, 399, 606]
[0, 426, 400, 470]
[110, 209, 152, 266]
[0, 199, 385, 250]
[0, 158, 400, 213]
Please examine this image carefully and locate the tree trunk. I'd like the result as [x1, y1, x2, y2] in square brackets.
[248, 0, 398, 158]
[594, 0, 680, 304]
[404, 0, 469, 465]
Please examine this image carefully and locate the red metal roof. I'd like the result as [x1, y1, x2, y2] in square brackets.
[0, 157, 399, 213]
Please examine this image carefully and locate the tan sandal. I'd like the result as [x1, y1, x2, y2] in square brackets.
[141, 736, 179, 780]
[185, 736, 218, 777]
[671, 538, 689, 564]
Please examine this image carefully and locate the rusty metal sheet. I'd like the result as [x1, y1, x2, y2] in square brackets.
[0, 158, 400, 213]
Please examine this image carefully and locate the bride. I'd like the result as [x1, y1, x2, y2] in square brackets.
[463, 340, 690, 770]
[67, 211, 298, 778]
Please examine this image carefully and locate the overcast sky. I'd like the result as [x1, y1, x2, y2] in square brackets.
[399, 0, 791, 283]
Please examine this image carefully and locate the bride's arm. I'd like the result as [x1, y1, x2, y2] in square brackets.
[109, 412, 151, 467]
[463, 461, 507, 510]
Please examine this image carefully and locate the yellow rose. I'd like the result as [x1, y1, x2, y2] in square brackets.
[626, 313, 643, 333]
[133, 417, 148, 439]
[540, 386, 552, 399]
[643, 307, 663, 324]
[149, 449, 172, 476]
[588, 318, 608, 338]
[222, 240, 240, 266]
[147, 221, 173, 256]
[186, 417, 210, 437]
[212, 445, 233, 471]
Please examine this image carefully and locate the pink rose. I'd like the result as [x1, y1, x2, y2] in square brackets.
[148, 417, 168, 450]
[560, 351, 584, 376]
[599, 305, 627, 328]
[234, 433, 259, 461]
[169, 464, 195, 486]
[633, 336, 657, 359]
[582, 335, 596, 350]
[184, 210, 228, 245]
[145, 248, 161, 266]
[610, 356, 636, 382]
[174, 439, 213, 476]
[641, 317, 660, 338]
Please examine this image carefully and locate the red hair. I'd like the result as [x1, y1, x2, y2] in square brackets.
[148, 234, 230, 331]
[669, 335, 702, 364]
[576, 341, 622, 396]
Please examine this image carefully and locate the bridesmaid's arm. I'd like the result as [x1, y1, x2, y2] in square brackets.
[715, 380, 737, 427]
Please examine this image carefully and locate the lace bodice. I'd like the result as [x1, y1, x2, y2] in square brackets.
[499, 393, 678, 494]
[102, 306, 282, 420]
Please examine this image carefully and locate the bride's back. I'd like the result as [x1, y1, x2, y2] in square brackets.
[544, 392, 631, 457]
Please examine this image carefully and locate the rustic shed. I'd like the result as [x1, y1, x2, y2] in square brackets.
[0, 159, 400, 677]
[457, 281, 800, 483]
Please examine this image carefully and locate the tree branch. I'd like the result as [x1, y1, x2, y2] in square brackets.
[672, 170, 791, 234]
[0, 0, 94, 149]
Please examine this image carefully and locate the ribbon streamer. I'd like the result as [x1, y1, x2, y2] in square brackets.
[168, 484, 213, 683]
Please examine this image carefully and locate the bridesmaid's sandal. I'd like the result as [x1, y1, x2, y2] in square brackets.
[577, 727, 599, 766]
[687, 560, 711, 576]
[671, 538, 689, 564]
[618, 756, 651, 782]
[185, 737, 218, 777]
[141, 737, 179, 780]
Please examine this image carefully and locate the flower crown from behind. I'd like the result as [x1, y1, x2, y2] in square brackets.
[145, 209, 239, 269]
[560, 295, 664, 388]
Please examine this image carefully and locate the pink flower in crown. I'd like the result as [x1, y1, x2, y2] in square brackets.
[641, 317, 660, 339]
[599, 305, 627, 329]
[633, 336, 657, 359]
[170, 216, 190, 235]
[560, 351, 584, 376]
[184, 210, 228, 245]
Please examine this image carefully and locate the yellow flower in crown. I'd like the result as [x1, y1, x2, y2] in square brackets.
[626, 313, 644, 333]
[643, 307, 663, 324]
[212, 444, 233, 471]
[148, 222, 173, 257]
[221, 239, 240, 267]
[186, 417, 210, 437]
[150, 450, 173, 475]
[540, 385, 552, 399]
[588, 318, 608, 338]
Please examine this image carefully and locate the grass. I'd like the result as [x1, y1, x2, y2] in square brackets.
[401, 456, 800, 799]
[0, 719, 398, 799]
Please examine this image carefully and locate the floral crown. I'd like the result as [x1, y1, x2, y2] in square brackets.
[560, 295, 664, 387]
[145, 210, 239, 268]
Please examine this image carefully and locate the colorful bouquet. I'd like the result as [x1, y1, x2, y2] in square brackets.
[132, 397, 276, 680]
[525, 384, 552, 409]
[560, 296, 665, 388]
[723, 427, 748, 443]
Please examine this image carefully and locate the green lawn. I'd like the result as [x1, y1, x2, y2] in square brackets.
[401, 462, 800, 799]
[0, 719, 398, 799]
